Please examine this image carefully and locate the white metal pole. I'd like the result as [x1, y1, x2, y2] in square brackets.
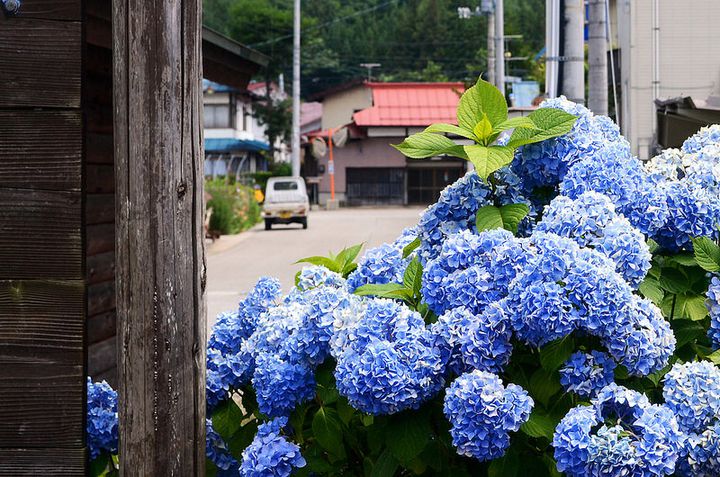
[588, 0, 608, 114]
[487, 6, 496, 87]
[562, 0, 585, 104]
[494, 0, 505, 94]
[291, 0, 301, 177]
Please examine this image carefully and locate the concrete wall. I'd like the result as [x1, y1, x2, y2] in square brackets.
[317, 137, 407, 203]
[321, 85, 373, 130]
[616, 0, 720, 159]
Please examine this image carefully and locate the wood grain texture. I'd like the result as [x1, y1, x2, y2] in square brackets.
[0, 111, 81, 191]
[0, 448, 86, 476]
[88, 281, 115, 316]
[86, 193, 115, 225]
[88, 335, 116, 376]
[0, 280, 83, 363]
[0, 362, 84, 447]
[114, 0, 206, 473]
[9, 0, 81, 20]
[87, 223, 114, 255]
[87, 133, 114, 165]
[87, 250, 115, 284]
[0, 19, 81, 108]
[0, 189, 81, 280]
[88, 310, 116, 344]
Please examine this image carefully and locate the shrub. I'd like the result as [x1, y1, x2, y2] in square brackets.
[206, 179, 261, 235]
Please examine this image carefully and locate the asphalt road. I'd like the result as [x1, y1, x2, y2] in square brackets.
[206, 206, 425, 327]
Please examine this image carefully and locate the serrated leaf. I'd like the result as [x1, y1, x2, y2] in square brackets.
[673, 320, 706, 348]
[424, 123, 477, 141]
[658, 267, 691, 294]
[336, 397, 356, 426]
[639, 277, 665, 306]
[312, 407, 345, 458]
[402, 236, 421, 258]
[211, 399, 244, 440]
[692, 237, 720, 272]
[473, 113, 494, 142]
[337, 243, 363, 276]
[679, 294, 710, 321]
[508, 108, 577, 147]
[295, 255, 340, 273]
[476, 205, 503, 232]
[707, 350, 720, 365]
[464, 144, 515, 179]
[392, 132, 461, 159]
[354, 283, 412, 301]
[403, 258, 423, 296]
[371, 449, 400, 477]
[669, 253, 698, 267]
[521, 411, 559, 440]
[499, 203, 530, 234]
[494, 115, 540, 133]
[385, 412, 432, 465]
[457, 77, 508, 131]
[529, 368, 562, 407]
[539, 336, 576, 371]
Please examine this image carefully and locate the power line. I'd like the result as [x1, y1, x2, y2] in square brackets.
[251, 0, 403, 48]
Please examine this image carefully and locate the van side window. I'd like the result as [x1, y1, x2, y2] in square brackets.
[273, 181, 299, 191]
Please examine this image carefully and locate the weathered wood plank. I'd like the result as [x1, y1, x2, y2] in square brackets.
[0, 363, 84, 447]
[87, 250, 115, 283]
[0, 189, 81, 280]
[88, 335, 116, 376]
[87, 193, 115, 225]
[0, 19, 81, 108]
[0, 110, 81, 191]
[0, 280, 83, 363]
[87, 164, 114, 193]
[87, 223, 114, 255]
[88, 310, 116, 344]
[9, 0, 81, 21]
[0, 448, 86, 476]
[87, 133, 114, 165]
[114, 0, 206, 473]
[88, 281, 115, 316]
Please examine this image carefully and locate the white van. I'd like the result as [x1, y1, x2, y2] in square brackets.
[263, 177, 310, 230]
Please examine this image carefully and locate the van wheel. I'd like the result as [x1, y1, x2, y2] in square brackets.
[301, 217, 308, 229]
[265, 219, 272, 231]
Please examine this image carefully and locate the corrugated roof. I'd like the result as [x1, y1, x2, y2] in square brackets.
[353, 82, 465, 127]
[205, 138, 269, 153]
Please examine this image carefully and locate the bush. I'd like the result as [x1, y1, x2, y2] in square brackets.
[206, 179, 261, 235]
[252, 161, 293, 191]
[88, 79, 720, 477]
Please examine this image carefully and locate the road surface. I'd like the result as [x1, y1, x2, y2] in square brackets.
[206, 207, 424, 327]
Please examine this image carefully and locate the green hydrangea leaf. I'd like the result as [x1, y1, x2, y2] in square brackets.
[457, 77, 508, 130]
[508, 108, 577, 147]
[464, 145, 515, 179]
[402, 236, 421, 258]
[392, 132, 465, 159]
[424, 123, 477, 141]
[692, 236, 720, 272]
[312, 407, 346, 458]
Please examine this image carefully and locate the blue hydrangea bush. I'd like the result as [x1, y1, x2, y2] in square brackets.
[88, 81, 720, 476]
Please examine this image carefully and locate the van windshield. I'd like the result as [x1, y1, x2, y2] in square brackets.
[273, 181, 299, 191]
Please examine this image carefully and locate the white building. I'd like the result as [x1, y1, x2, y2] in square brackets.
[611, 0, 720, 158]
[203, 80, 289, 181]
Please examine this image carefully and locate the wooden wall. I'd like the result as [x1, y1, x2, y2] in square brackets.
[0, 0, 87, 474]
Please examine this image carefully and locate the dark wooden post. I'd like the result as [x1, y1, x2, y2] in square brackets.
[112, 0, 206, 474]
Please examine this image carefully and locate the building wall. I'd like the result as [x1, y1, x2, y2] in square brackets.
[316, 137, 407, 203]
[321, 85, 373, 131]
[617, 0, 720, 159]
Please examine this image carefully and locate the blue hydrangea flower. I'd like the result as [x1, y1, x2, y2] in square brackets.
[206, 419, 240, 475]
[87, 378, 118, 460]
[252, 353, 316, 418]
[559, 351, 617, 398]
[554, 384, 683, 477]
[682, 125, 720, 154]
[240, 417, 306, 477]
[346, 243, 408, 292]
[296, 265, 346, 292]
[676, 421, 720, 477]
[708, 276, 720, 349]
[422, 228, 529, 316]
[333, 298, 445, 415]
[431, 303, 512, 375]
[560, 142, 669, 237]
[443, 371, 533, 462]
[536, 192, 651, 287]
[663, 361, 720, 434]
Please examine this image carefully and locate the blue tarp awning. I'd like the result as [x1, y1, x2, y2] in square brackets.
[205, 138, 270, 153]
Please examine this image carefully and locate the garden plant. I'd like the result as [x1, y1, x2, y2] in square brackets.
[89, 78, 720, 476]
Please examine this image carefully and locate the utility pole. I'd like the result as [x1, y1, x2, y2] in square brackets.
[291, 0, 301, 177]
[562, 0, 585, 104]
[494, 0, 505, 95]
[486, 5, 496, 86]
[588, 0, 608, 114]
[359, 63, 382, 81]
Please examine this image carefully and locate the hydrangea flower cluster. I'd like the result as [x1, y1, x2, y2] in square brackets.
[443, 371, 533, 462]
[708, 276, 720, 349]
[240, 417, 306, 477]
[559, 351, 616, 398]
[553, 384, 683, 477]
[296, 265, 346, 292]
[346, 242, 408, 292]
[332, 298, 445, 415]
[206, 419, 240, 475]
[682, 125, 720, 154]
[512, 96, 629, 194]
[86, 378, 119, 460]
[536, 191, 651, 287]
[662, 362, 720, 477]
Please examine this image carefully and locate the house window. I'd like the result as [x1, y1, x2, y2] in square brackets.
[204, 104, 231, 129]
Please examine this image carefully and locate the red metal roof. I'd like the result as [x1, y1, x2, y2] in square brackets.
[353, 82, 465, 127]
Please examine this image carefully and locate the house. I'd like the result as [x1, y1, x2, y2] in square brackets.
[310, 82, 470, 206]
[610, 0, 720, 158]
[204, 79, 289, 183]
